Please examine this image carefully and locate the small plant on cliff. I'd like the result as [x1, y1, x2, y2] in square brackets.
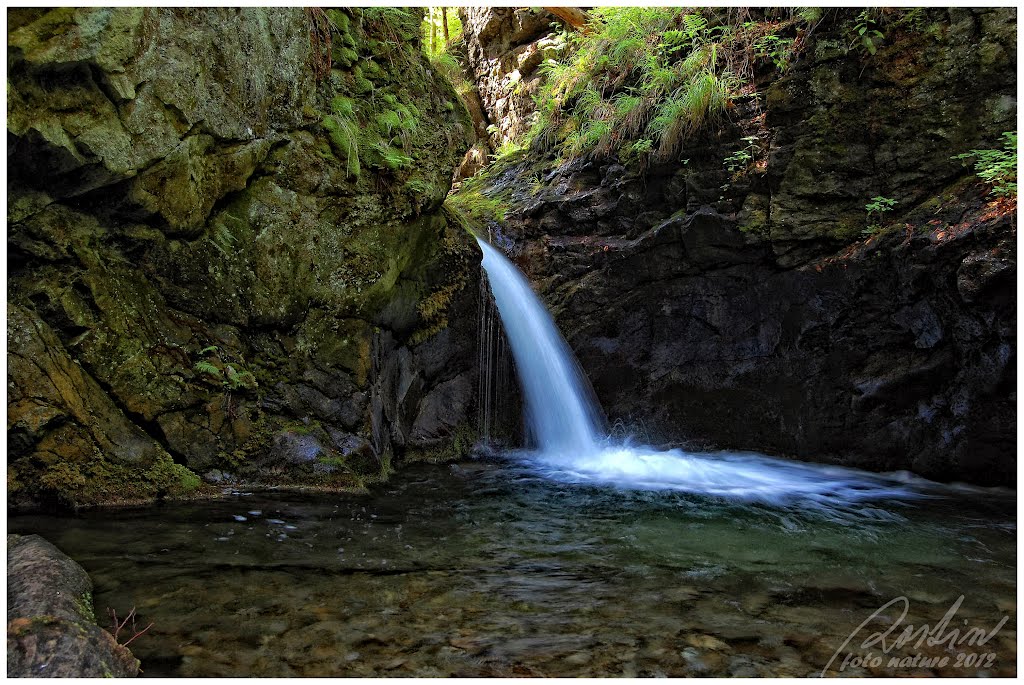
[863, 195, 897, 235]
[224, 365, 258, 392]
[723, 135, 761, 174]
[753, 32, 794, 71]
[193, 360, 222, 379]
[952, 131, 1017, 200]
[850, 10, 885, 56]
[193, 348, 258, 392]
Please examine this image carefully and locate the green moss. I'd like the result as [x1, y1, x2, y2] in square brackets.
[377, 109, 402, 135]
[353, 75, 374, 94]
[410, 421, 477, 463]
[14, 447, 208, 508]
[326, 9, 350, 36]
[362, 58, 382, 79]
[333, 46, 359, 68]
[322, 115, 360, 178]
[72, 591, 96, 623]
[330, 95, 356, 118]
[443, 185, 507, 226]
[830, 216, 864, 241]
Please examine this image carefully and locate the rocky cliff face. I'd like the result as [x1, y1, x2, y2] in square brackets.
[457, 8, 563, 150]
[8, 8, 480, 507]
[462, 8, 1016, 485]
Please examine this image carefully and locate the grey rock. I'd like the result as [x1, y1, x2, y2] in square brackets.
[8, 534, 139, 677]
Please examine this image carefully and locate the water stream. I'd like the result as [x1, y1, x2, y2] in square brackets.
[9, 462, 1015, 677]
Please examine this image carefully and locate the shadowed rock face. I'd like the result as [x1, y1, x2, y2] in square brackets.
[8, 8, 481, 507]
[464, 7, 1016, 485]
[8, 534, 139, 677]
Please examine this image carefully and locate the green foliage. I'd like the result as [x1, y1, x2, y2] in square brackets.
[444, 175, 507, 227]
[430, 51, 467, 93]
[526, 8, 745, 163]
[851, 10, 885, 56]
[374, 143, 414, 171]
[193, 360, 222, 378]
[210, 214, 242, 257]
[330, 96, 355, 118]
[894, 7, 929, 32]
[224, 365, 258, 392]
[796, 7, 823, 25]
[421, 7, 463, 59]
[495, 138, 527, 159]
[192, 346, 258, 392]
[952, 131, 1017, 199]
[362, 7, 420, 43]
[724, 135, 760, 173]
[863, 195, 897, 235]
[322, 114, 361, 179]
[378, 109, 402, 135]
[754, 33, 795, 71]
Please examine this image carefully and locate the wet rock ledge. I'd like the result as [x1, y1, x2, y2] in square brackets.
[7, 534, 138, 677]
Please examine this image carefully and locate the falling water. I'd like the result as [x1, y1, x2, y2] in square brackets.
[476, 236, 935, 517]
[476, 270, 518, 446]
[477, 238, 606, 455]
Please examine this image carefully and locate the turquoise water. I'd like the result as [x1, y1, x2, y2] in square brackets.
[9, 456, 1016, 677]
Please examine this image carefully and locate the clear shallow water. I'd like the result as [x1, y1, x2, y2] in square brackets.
[9, 456, 1016, 677]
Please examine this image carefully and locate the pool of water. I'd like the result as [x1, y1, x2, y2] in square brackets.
[9, 454, 1016, 677]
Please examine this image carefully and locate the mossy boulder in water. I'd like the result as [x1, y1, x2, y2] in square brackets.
[7, 534, 140, 677]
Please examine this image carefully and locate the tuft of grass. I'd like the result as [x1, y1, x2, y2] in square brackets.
[526, 8, 742, 163]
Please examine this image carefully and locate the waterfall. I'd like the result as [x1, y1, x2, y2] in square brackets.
[476, 235, 927, 515]
[476, 237, 606, 455]
[476, 270, 518, 446]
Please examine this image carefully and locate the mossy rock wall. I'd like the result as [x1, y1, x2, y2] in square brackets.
[8, 8, 480, 507]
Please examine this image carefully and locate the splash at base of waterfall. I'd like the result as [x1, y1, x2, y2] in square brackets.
[515, 442, 933, 519]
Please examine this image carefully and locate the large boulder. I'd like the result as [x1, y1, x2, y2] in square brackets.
[8, 534, 139, 677]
